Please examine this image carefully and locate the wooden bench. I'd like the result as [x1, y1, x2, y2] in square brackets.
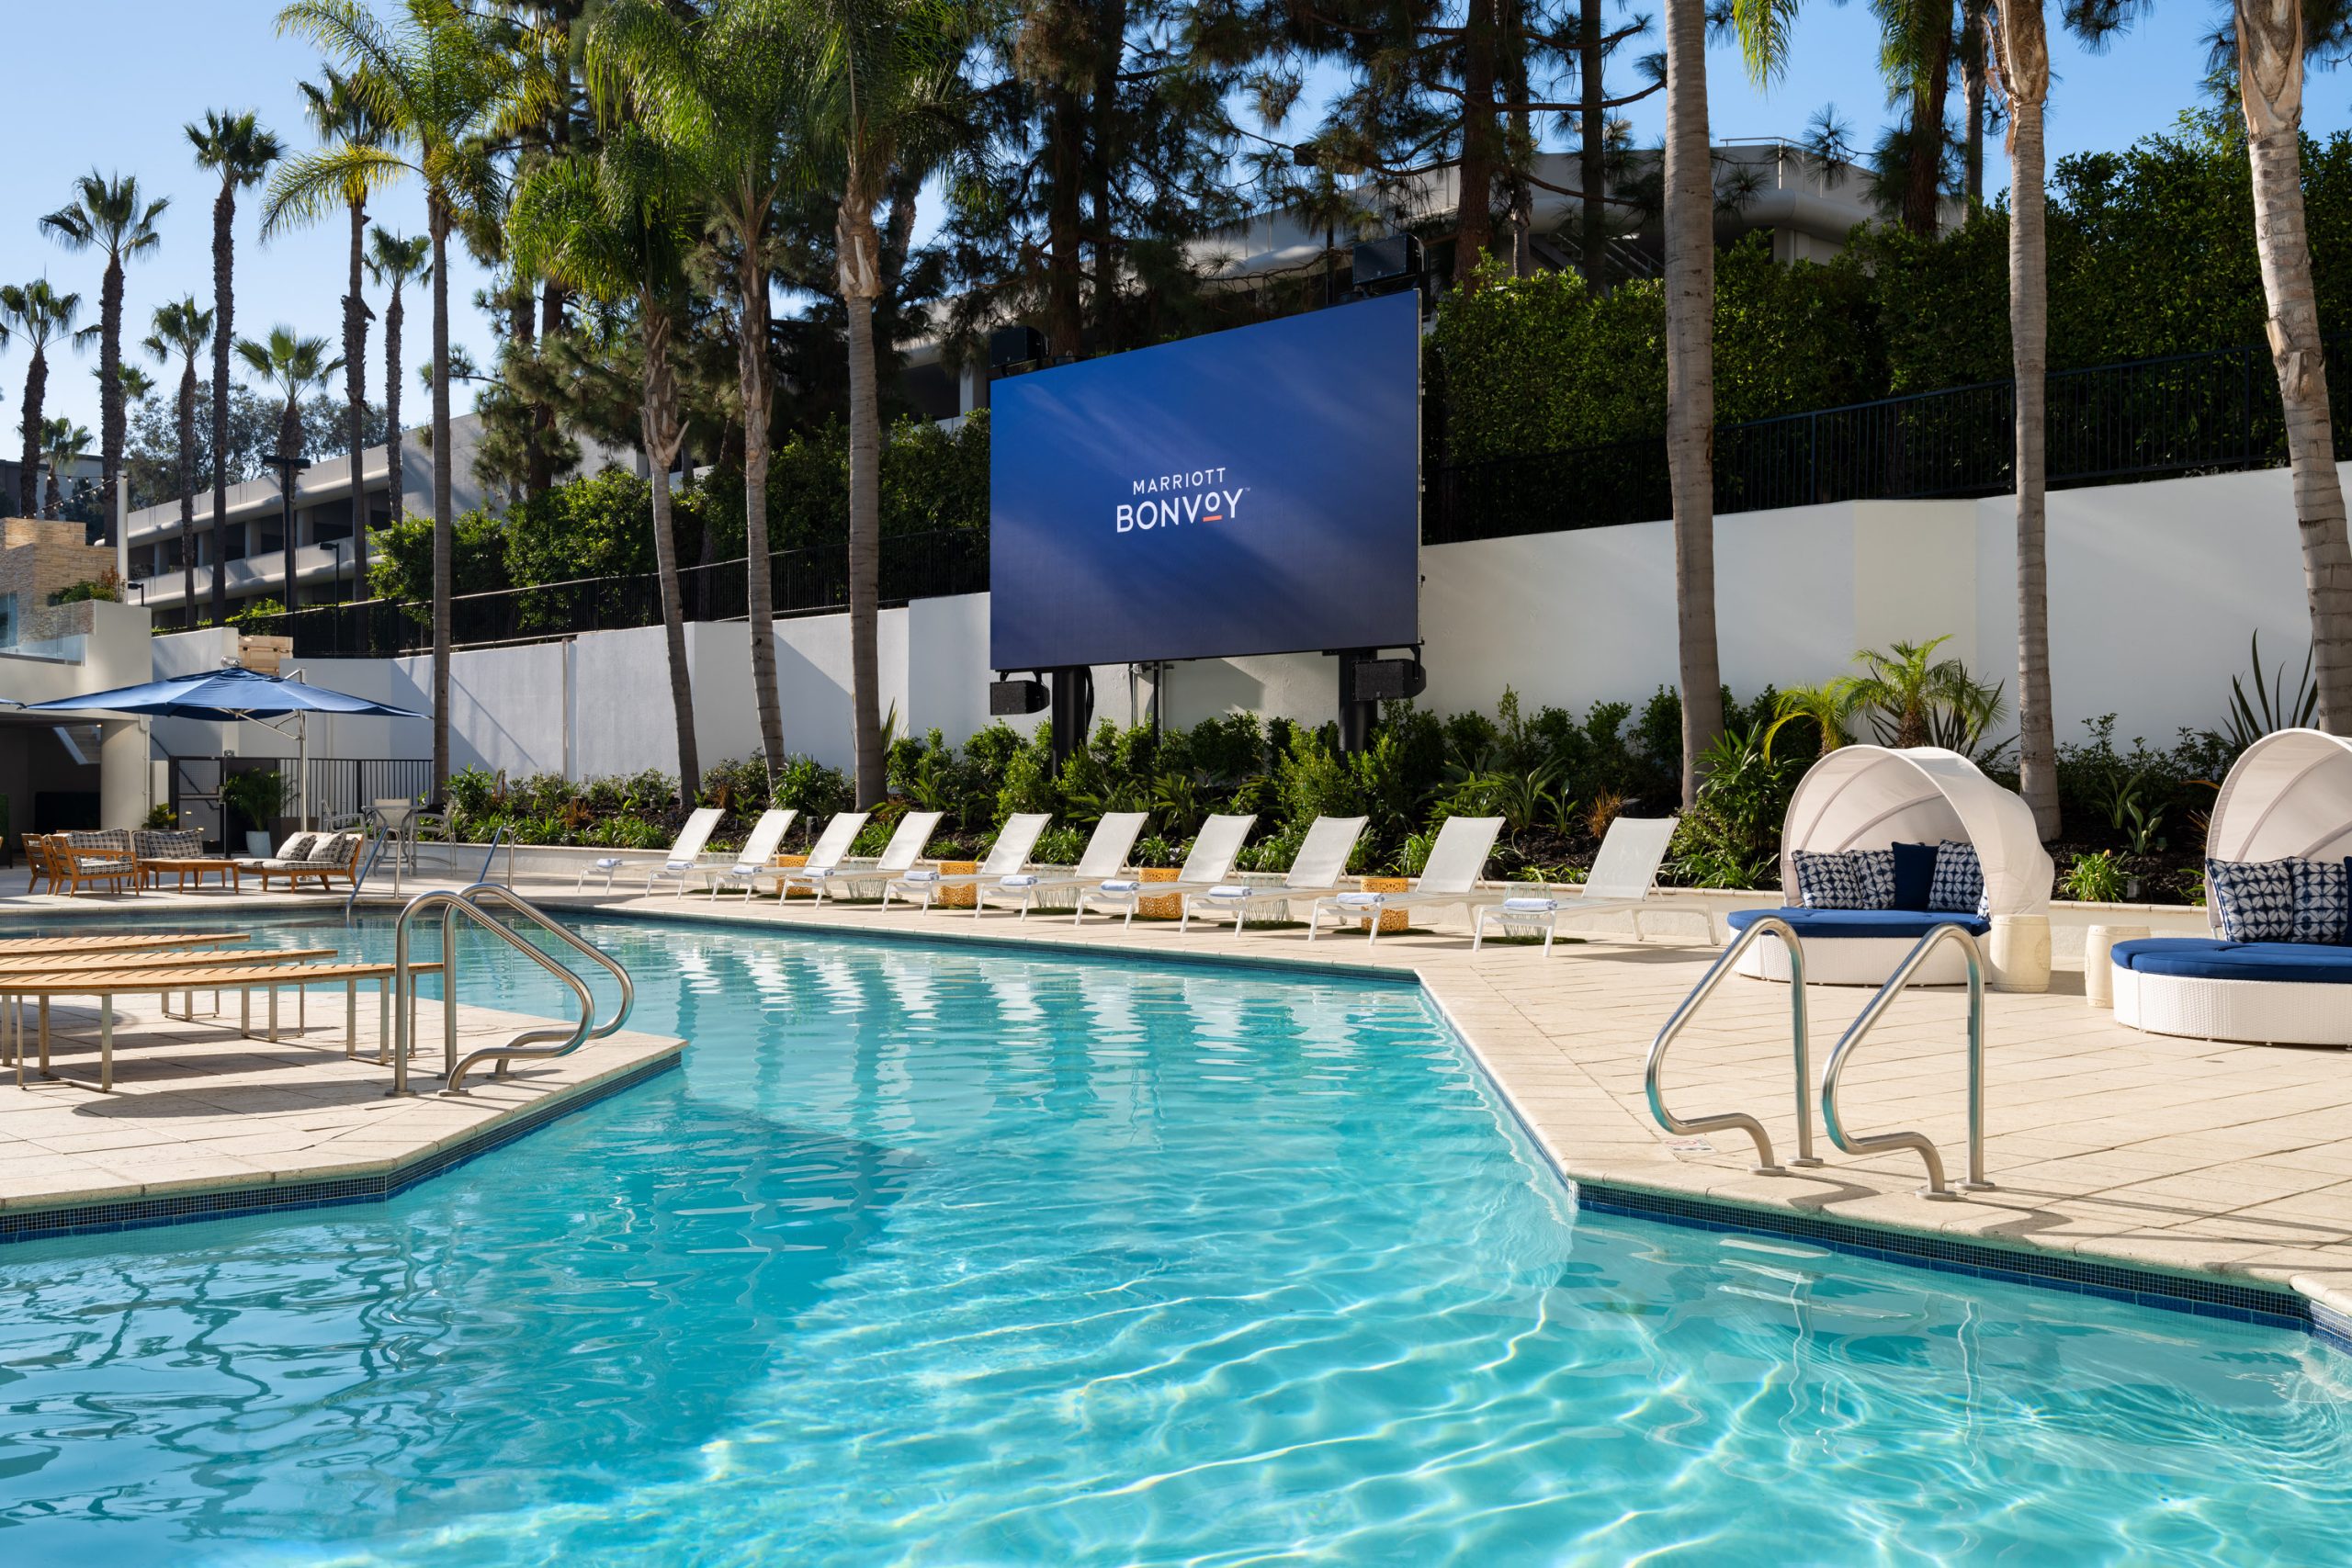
[0, 931, 247, 956]
[2, 956, 444, 1091]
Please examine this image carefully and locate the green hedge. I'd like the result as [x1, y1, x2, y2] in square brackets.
[1433, 117, 2352, 463]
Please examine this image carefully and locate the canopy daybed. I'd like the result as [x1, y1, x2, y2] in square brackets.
[1727, 745, 2054, 990]
[2112, 728, 2352, 1045]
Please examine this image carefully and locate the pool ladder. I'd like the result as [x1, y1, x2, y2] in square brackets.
[388, 882, 635, 1098]
[1645, 919, 1991, 1199]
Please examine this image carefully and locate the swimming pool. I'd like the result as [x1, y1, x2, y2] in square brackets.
[1, 912, 2347, 1564]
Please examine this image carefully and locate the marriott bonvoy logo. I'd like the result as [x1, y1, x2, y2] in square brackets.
[1114, 466, 1247, 533]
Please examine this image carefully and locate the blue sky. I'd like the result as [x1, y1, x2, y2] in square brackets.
[0, 0, 2340, 444]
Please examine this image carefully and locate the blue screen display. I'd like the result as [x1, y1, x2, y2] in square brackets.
[989, 292, 1421, 670]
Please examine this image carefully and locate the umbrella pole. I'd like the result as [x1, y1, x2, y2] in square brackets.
[299, 712, 310, 831]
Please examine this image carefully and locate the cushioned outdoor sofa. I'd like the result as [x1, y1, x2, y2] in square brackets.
[1724, 745, 2054, 990]
[2111, 728, 2352, 1046]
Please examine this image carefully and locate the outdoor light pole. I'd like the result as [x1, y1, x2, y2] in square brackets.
[260, 452, 311, 619]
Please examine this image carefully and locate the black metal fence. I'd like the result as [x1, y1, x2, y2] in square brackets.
[259, 527, 989, 660]
[1424, 334, 2351, 544]
[308, 758, 436, 821]
[254, 335, 2345, 646]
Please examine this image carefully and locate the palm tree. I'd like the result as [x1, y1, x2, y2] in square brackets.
[40, 420, 93, 520]
[0, 281, 92, 520]
[274, 67, 390, 598]
[508, 137, 704, 800]
[1662, 0, 1722, 807]
[2236, 0, 2352, 731]
[795, 0, 967, 807]
[144, 298, 215, 628]
[188, 110, 287, 626]
[365, 227, 431, 545]
[236, 326, 344, 604]
[585, 0, 807, 781]
[41, 172, 170, 546]
[275, 0, 511, 791]
[1989, 0, 2059, 834]
[1838, 637, 2007, 750]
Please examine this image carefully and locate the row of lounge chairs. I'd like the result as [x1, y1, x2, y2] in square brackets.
[595, 806, 1690, 947]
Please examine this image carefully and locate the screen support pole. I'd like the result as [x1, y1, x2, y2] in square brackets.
[1048, 667, 1094, 776]
[1336, 649, 1377, 755]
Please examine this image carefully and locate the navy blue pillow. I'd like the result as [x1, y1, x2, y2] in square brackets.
[1890, 841, 1939, 911]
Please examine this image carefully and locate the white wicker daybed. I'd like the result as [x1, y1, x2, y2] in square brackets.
[2112, 728, 2352, 1046]
[1728, 745, 2055, 991]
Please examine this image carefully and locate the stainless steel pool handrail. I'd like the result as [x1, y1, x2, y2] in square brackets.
[477, 825, 514, 886]
[344, 826, 393, 919]
[1644, 915, 1820, 1175]
[389, 883, 635, 1098]
[1818, 921, 1993, 1201]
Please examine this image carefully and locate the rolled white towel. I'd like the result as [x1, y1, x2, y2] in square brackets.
[1204, 884, 1252, 899]
[998, 874, 1040, 887]
[1099, 878, 1143, 894]
[1335, 890, 1385, 908]
[900, 867, 943, 884]
[1500, 896, 1558, 913]
[594, 856, 624, 870]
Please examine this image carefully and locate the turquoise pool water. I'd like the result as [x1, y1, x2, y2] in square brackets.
[1, 913, 2348, 1565]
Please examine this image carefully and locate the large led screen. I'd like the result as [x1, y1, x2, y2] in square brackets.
[989, 290, 1420, 671]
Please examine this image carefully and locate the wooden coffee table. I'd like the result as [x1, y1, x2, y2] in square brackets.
[141, 858, 242, 892]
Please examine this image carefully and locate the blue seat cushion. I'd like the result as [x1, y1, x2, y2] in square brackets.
[2110, 937, 2352, 984]
[1727, 906, 1992, 942]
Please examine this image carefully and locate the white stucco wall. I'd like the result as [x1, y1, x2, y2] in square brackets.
[107, 457, 2350, 787]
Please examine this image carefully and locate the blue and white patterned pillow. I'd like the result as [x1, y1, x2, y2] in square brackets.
[1849, 848, 1897, 909]
[1928, 840, 1985, 916]
[2207, 858, 2298, 943]
[2289, 856, 2350, 944]
[1793, 849, 1897, 910]
[1792, 850, 1861, 908]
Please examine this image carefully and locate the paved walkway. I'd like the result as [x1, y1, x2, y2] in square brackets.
[5, 871, 2349, 1318]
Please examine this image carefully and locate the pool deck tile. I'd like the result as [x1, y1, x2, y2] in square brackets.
[0, 975, 683, 1233]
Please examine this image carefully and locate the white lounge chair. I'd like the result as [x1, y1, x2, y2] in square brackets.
[1307, 815, 1506, 945]
[1073, 813, 1258, 927]
[703, 808, 799, 898]
[1470, 815, 1685, 953]
[622, 807, 724, 896]
[1180, 815, 1369, 933]
[777, 811, 943, 904]
[975, 812, 1148, 919]
[766, 812, 870, 901]
[884, 812, 1052, 912]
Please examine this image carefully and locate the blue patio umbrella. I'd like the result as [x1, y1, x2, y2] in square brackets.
[14, 665, 423, 721]
[13, 665, 426, 830]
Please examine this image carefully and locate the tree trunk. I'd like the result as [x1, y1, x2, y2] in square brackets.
[2240, 0, 2352, 731]
[430, 200, 454, 793]
[384, 280, 404, 547]
[1504, 6, 1534, 278]
[739, 240, 786, 776]
[1453, 0, 1502, 283]
[179, 365, 198, 628]
[1046, 88, 1085, 357]
[841, 197, 888, 809]
[18, 351, 45, 519]
[211, 183, 235, 626]
[345, 196, 370, 597]
[1902, 19, 1953, 236]
[1962, 0, 1986, 206]
[1663, 0, 1723, 807]
[2000, 0, 2060, 835]
[1090, 0, 1128, 350]
[281, 397, 302, 605]
[640, 299, 699, 803]
[1579, 0, 1607, 290]
[98, 255, 123, 546]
